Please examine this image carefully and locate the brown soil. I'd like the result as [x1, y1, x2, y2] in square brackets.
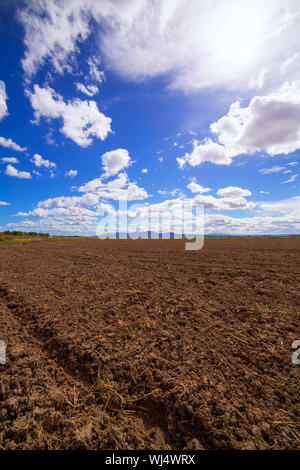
[0, 238, 299, 450]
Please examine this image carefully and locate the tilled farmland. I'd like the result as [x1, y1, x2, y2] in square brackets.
[0, 238, 299, 450]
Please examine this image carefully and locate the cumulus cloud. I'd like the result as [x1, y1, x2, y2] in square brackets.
[31, 153, 56, 169]
[217, 186, 252, 198]
[79, 172, 148, 201]
[0, 137, 27, 152]
[1, 157, 19, 164]
[38, 193, 99, 209]
[177, 81, 300, 169]
[187, 180, 211, 194]
[27, 85, 112, 147]
[211, 81, 300, 157]
[0, 201, 10, 206]
[65, 169, 78, 177]
[18, 0, 300, 92]
[101, 149, 132, 178]
[5, 164, 31, 179]
[193, 194, 255, 211]
[10, 207, 300, 236]
[75, 82, 99, 97]
[177, 139, 231, 168]
[141, 168, 148, 173]
[0, 80, 8, 120]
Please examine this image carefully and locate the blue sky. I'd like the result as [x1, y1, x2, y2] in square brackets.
[0, 0, 300, 235]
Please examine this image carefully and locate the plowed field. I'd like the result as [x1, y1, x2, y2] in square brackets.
[0, 238, 299, 450]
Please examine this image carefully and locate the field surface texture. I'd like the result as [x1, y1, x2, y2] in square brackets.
[0, 238, 299, 450]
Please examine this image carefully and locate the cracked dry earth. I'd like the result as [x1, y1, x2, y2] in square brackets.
[0, 238, 299, 450]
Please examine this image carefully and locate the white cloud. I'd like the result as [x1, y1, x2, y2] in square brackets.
[0, 80, 8, 120]
[0, 137, 27, 152]
[31, 153, 56, 169]
[1, 157, 19, 164]
[101, 149, 132, 178]
[65, 169, 78, 177]
[281, 174, 298, 184]
[158, 189, 180, 197]
[259, 190, 270, 194]
[19, 1, 91, 78]
[10, 207, 300, 236]
[27, 85, 112, 147]
[141, 168, 148, 173]
[76, 82, 99, 97]
[87, 56, 105, 83]
[280, 53, 299, 75]
[259, 165, 286, 174]
[211, 81, 300, 157]
[248, 69, 267, 90]
[18, 1, 300, 92]
[0, 201, 10, 206]
[5, 164, 31, 179]
[217, 186, 252, 198]
[187, 180, 211, 194]
[258, 195, 300, 214]
[18, 206, 97, 219]
[79, 172, 148, 201]
[178, 138, 231, 168]
[38, 193, 99, 209]
[194, 194, 255, 211]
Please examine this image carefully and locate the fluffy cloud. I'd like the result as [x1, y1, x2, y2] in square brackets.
[0, 137, 27, 152]
[141, 168, 148, 173]
[10, 208, 300, 236]
[217, 186, 252, 198]
[101, 149, 132, 178]
[0, 201, 10, 206]
[5, 164, 31, 179]
[87, 56, 105, 83]
[65, 169, 78, 177]
[18, 0, 300, 92]
[177, 139, 231, 168]
[187, 181, 211, 194]
[76, 83, 99, 97]
[0, 81, 8, 120]
[211, 81, 300, 157]
[203, 211, 300, 235]
[31, 153, 56, 169]
[17, 206, 98, 219]
[1, 157, 19, 164]
[179, 81, 300, 169]
[79, 172, 148, 201]
[27, 85, 112, 147]
[19, 0, 91, 78]
[193, 194, 255, 211]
